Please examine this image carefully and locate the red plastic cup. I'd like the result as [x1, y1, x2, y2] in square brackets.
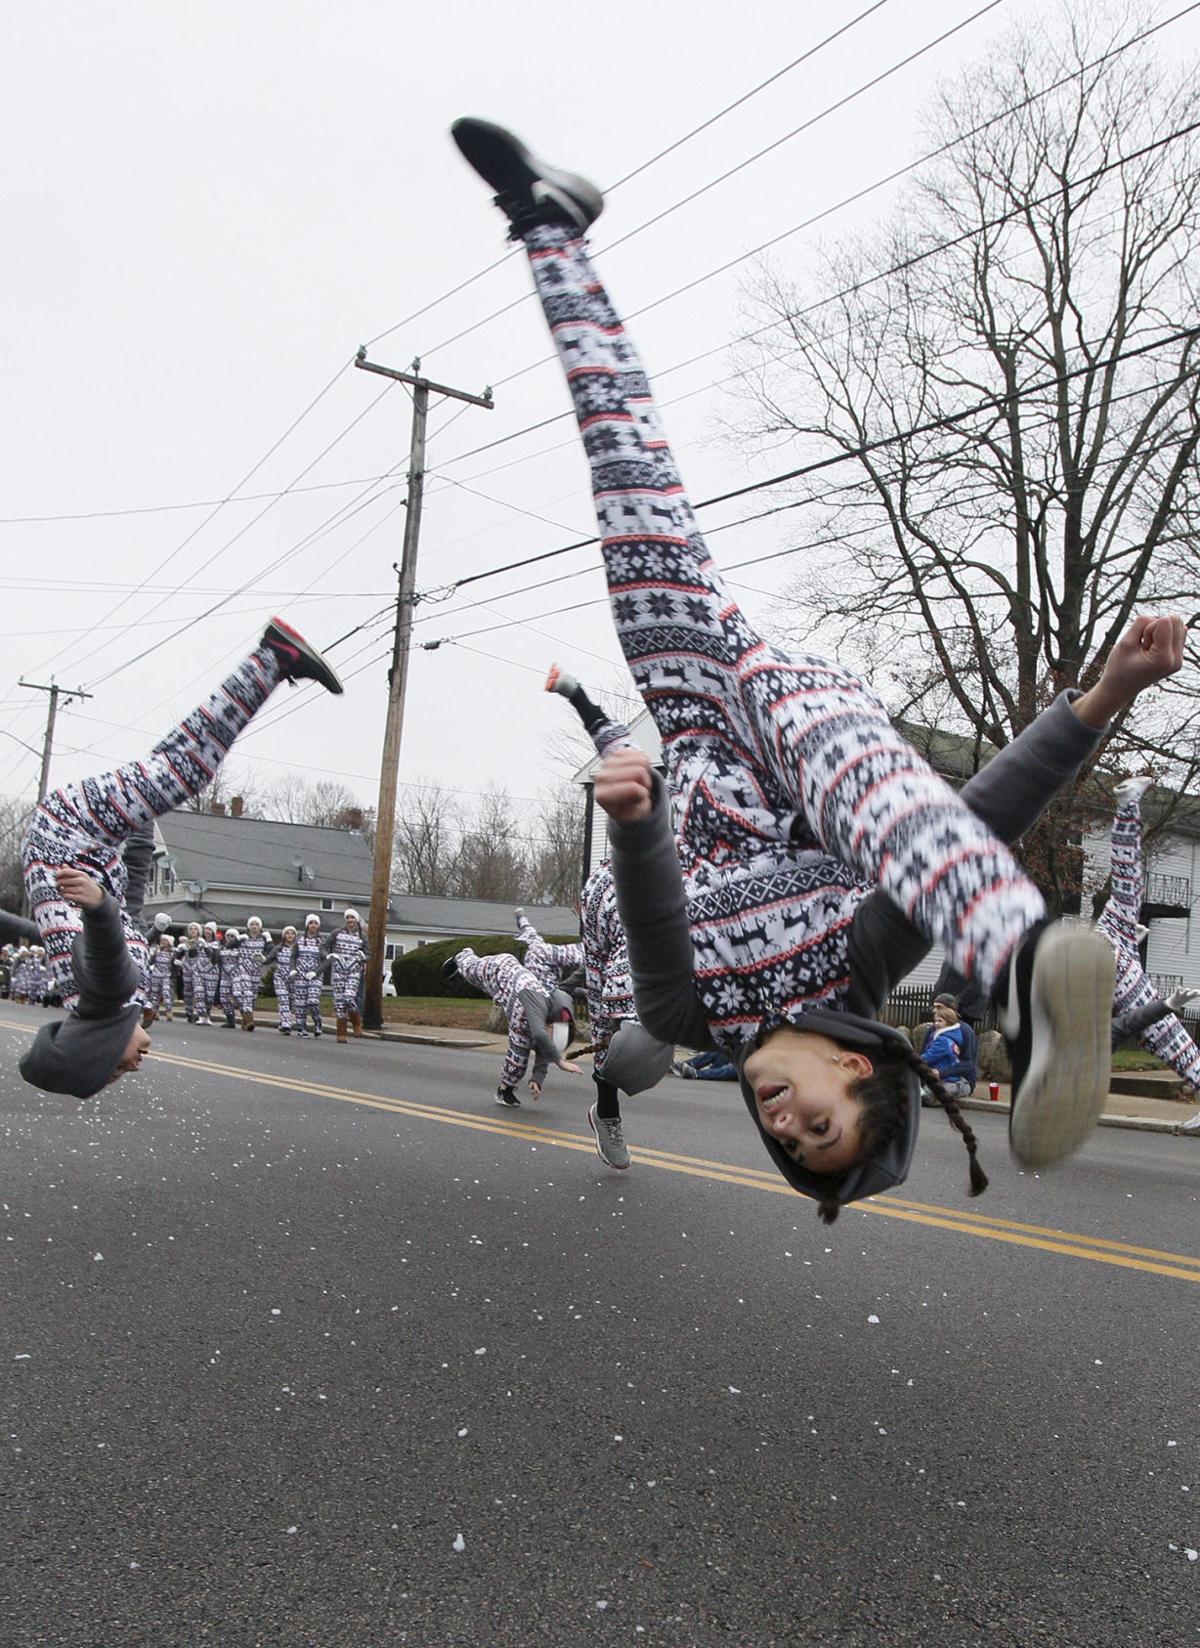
[989, 1081, 1000, 1103]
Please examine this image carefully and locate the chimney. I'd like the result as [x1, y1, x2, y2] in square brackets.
[230, 796, 244, 819]
[210, 801, 226, 816]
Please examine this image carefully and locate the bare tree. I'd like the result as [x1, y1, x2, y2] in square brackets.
[181, 763, 264, 818]
[734, 5, 1200, 907]
[525, 786, 586, 907]
[260, 773, 366, 829]
[392, 778, 461, 896]
[0, 796, 32, 913]
[449, 786, 528, 903]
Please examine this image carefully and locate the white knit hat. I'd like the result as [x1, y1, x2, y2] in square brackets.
[344, 908, 360, 922]
[305, 913, 321, 928]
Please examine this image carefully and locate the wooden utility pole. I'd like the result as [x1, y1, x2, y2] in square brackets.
[354, 349, 493, 1031]
[19, 679, 94, 802]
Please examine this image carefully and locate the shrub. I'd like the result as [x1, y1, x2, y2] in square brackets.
[390, 932, 581, 998]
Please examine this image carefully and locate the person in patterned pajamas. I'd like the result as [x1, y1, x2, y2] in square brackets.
[546, 667, 675, 1169]
[193, 921, 220, 1024]
[328, 909, 367, 1044]
[179, 922, 203, 1023]
[1099, 778, 1200, 1133]
[236, 915, 270, 1031]
[293, 916, 326, 1038]
[147, 935, 175, 1021]
[513, 908, 582, 995]
[451, 121, 1191, 1219]
[444, 946, 581, 1107]
[216, 929, 241, 1027]
[272, 925, 298, 1034]
[16, 619, 343, 1098]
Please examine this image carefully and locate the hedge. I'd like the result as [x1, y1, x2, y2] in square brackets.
[391, 933, 580, 999]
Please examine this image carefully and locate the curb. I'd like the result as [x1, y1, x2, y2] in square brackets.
[959, 1095, 1194, 1136]
[372, 1030, 491, 1050]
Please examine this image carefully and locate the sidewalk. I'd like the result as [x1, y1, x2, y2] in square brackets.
[960, 1080, 1200, 1136]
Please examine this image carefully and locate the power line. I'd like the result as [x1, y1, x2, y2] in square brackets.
[411, 4, 1200, 483]
[410, 323, 1200, 639]
[417, 0, 1004, 364]
[363, 2, 896, 354]
[0, 471, 404, 525]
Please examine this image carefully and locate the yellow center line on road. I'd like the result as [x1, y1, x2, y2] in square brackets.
[4, 1018, 1199, 1284]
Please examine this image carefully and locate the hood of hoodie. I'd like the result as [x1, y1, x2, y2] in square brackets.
[737, 1007, 920, 1208]
[19, 1003, 143, 1099]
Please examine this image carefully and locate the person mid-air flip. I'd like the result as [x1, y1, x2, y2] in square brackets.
[17, 619, 343, 1099]
[451, 117, 1185, 1221]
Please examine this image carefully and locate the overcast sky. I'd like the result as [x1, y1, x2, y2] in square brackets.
[5, 1, 1198, 837]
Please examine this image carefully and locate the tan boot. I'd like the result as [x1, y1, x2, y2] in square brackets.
[350, 1009, 363, 1038]
[242, 1009, 256, 1031]
[336, 1016, 348, 1044]
[142, 1006, 156, 1029]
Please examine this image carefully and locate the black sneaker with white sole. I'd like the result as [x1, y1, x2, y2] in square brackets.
[450, 118, 603, 237]
[999, 919, 1116, 1167]
[442, 956, 459, 980]
[495, 1085, 521, 1109]
[260, 618, 344, 695]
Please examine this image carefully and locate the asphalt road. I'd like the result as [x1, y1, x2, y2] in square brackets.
[2, 1003, 1197, 1648]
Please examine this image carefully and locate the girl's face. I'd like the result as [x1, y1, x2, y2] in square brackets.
[344, 915, 358, 931]
[187, 924, 200, 940]
[112, 1022, 151, 1079]
[307, 921, 320, 936]
[932, 1003, 958, 1029]
[741, 1028, 873, 1175]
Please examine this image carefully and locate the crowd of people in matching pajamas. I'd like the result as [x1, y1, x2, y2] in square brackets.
[135, 907, 370, 1044]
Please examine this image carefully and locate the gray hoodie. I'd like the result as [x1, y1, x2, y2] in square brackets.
[19, 892, 142, 1099]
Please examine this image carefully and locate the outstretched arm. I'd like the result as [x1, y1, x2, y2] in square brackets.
[597, 749, 715, 1051]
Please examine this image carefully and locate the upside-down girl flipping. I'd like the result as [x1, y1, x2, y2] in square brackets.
[451, 119, 1185, 1220]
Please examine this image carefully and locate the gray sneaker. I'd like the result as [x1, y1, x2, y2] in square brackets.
[588, 1103, 630, 1170]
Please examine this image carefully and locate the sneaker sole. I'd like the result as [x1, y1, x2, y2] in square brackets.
[587, 1103, 629, 1170]
[265, 618, 344, 695]
[1006, 924, 1115, 1167]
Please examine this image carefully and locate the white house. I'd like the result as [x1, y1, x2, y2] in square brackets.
[149, 808, 578, 961]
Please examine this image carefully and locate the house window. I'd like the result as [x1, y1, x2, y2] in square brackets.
[320, 898, 333, 910]
[385, 942, 397, 960]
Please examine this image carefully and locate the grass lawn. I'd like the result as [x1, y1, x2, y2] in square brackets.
[254, 994, 495, 1031]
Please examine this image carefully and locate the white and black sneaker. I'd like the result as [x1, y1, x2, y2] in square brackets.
[495, 1085, 521, 1109]
[261, 618, 344, 695]
[441, 955, 459, 980]
[1000, 919, 1116, 1167]
[451, 118, 603, 236]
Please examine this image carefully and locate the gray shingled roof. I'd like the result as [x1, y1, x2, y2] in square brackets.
[153, 813, 580, 937]
[157, 812, 374, 899]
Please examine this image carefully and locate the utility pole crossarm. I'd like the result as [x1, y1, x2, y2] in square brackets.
[19, 679, 94, 803]
[354, 349, 494, 409]
[357, 350, 494, 1032]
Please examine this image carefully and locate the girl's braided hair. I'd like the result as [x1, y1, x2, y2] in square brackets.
[815, 1036, 988, 1226]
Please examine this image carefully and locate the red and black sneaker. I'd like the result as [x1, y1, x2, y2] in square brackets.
[260, 618, 344, 695]
[450, 119, 603, 237]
